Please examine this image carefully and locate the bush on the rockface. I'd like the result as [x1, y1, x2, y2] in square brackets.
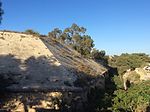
[112, 81, 150, 112]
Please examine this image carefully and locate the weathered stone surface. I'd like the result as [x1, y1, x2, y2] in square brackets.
[0, 91, 87, 112]
[0, 31, 106, 91]
[0, 31, 107, 111]
[0, 31, 77, 90]
[123, 67, 150, 90]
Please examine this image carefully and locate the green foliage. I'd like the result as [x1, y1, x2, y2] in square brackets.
[25, 29, 40, 37]
[48, 23, 95, 57]
[113, 75, 123, 89]
[91, 48, 109, 66]
[109, 53, 150, 75]
[112, 81, 150, 112]
[107, 53, 150, 111]
[73, 35, 94, 57]
[63, 24, 94, 57]
[48, 28, 62, 39]
[91, 48, 106, 60]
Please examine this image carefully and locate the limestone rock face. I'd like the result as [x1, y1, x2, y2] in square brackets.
[0, 31, 106, 90]
[123, 68, 150, 90]
[135, 68, 150, 81]
[0, 31, 107, 111]
[0, 31, 76, 89]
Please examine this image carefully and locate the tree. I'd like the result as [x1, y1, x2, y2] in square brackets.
[59, 33, 67, 43]
[63, 24, 94, 57]
[48, 28, 62, 39]
[47, 24, 95, 57]
[64, 23, 86, 36]
[64, 23, 86, 44]
[25, 29, 40, 37]
[79, 35, 94, 56]
[0, 1, 4, 24]
[91, 49, 106, 60]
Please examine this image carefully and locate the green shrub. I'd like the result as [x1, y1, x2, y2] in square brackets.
[109, 53, 150, 75]
[25, 29, 40, 37]
[112, 81, 150, 111]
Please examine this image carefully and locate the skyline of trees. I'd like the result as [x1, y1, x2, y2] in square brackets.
[48, 23, 96, 57]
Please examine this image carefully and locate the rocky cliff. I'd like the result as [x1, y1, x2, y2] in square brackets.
[123, 67, 150, 90]
[0, 31, 107, 111]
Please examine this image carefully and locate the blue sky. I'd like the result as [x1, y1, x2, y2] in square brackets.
[0, 0, 150, 55]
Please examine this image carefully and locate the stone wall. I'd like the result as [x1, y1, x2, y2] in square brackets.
[0, 91, 87, 112]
